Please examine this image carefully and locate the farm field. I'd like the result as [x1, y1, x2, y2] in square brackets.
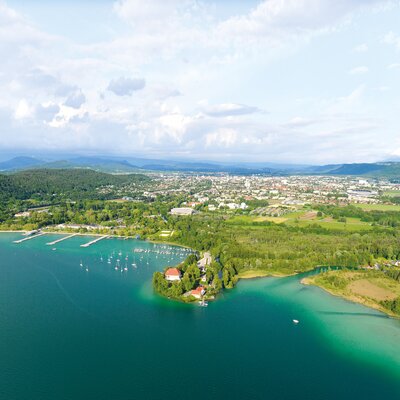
[226, 211, 373, 231]
[353, 203, 400, 212]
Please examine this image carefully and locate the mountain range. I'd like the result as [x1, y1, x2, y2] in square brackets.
[1, 155, 400, 178]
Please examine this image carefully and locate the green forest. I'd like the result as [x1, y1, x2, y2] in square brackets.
[0, 169, 150, 202]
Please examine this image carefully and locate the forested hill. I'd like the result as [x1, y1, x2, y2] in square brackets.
[0, 169, 150, 202]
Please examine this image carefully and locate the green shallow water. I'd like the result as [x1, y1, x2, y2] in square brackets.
[0, 232, 399, 400]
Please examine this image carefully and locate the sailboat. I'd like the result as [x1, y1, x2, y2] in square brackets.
[293, 319, 299, 324]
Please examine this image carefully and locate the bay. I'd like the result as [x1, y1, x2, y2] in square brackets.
[0, 233, 399, 400]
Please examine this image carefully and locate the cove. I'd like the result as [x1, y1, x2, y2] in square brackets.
[0, 233, 399, 400]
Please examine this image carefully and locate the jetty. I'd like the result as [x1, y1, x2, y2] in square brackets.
[46, 233, 77, 246]
[13, 232, 47, 243]
[80, 235, 109, 248]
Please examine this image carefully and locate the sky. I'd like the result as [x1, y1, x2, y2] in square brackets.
[0, 0, 400, 164]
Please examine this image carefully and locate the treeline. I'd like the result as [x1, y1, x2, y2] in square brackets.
[316, 204, 400, 228]
[0, 198, 181, 236]
[168, 215, 400, 277]
[380, 298, 400, 315]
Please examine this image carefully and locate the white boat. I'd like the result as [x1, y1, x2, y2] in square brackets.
[293, 319, 299, 324]
[199, 299, 208, 307]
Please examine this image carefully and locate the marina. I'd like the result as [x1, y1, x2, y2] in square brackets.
[46, 233, 78, 246]
[13, 232, 47, 243]
[80, 235, 109, 248]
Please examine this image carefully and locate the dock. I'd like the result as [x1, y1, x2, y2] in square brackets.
[80, 235, 109, 248]
[46, 234, 77, 246]
[13, 232, 47, 243]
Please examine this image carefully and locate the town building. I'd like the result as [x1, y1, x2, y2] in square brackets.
[165, 268, 181, 281]
[191, 286, 205, 299]
[170, 207, 197, 216]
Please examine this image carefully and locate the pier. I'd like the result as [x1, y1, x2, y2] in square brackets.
[80, 235, 109, 248]
[46, 233, 77, 246]
[13, 233, 47, 243]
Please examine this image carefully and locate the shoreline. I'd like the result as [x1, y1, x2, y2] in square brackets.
[301, 277, 399, 319]
[3, 229, 398, 317]
[0, 229, 192, 249]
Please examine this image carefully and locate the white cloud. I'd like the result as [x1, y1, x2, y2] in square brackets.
[14, 99, 33, 119]
[354, 43, 368, 52]
[388, 63, 400, 69]
[64, 90, 86, 109]
[349, 66, 369, 74]
[205, 128, 238, 148]
[327, 84, 366, 114]
[203, 103, 259, 117]
[35, 103, 60, 122]
[383, 31, 400, 49]
[114, 0, 180, 27]
[107, 77, 146, 96]
[216, 0, 384, 45]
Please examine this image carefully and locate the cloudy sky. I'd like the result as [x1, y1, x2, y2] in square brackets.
[0, 0, 400, 164]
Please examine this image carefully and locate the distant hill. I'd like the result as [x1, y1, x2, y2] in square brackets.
[306, 162, 400, 178]
[39, 157, 141, 173]
[0, 156, 43, 171]
[307, 163, 385, 175]
[2, 154, 400, 178]
[0, 168, 150, 201]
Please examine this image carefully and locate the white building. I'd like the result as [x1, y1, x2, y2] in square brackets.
[170, 207, 197, 216]
[165, 268, 181, 281]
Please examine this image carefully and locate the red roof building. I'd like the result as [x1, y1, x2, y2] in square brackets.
[165, 268, 181, 281]
[191, 286, 205, 299]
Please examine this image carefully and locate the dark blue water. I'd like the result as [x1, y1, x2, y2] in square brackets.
[0, 233, 399, 399]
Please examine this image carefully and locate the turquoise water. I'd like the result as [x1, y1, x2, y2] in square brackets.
[0, 232, 399, 400]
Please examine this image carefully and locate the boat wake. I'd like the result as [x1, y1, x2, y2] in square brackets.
[32, 264, 100, 320]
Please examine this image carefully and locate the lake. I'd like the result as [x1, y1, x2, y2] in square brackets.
[0, 232, 399, 399]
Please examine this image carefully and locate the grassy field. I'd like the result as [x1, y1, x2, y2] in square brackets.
[227, 211, 373, 231]
[252, 216, 288, 223]
[237, 270, 293, 279]
[382, 190, 400, 198]
[354, 203, 400, 212]
[284, 213, 373, 231]
[303, 270, 400, 317]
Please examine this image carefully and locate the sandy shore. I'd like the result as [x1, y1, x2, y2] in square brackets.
[301, 277, 399, 319]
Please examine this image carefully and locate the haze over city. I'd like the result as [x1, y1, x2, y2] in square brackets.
[1, 0, 400, 164]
